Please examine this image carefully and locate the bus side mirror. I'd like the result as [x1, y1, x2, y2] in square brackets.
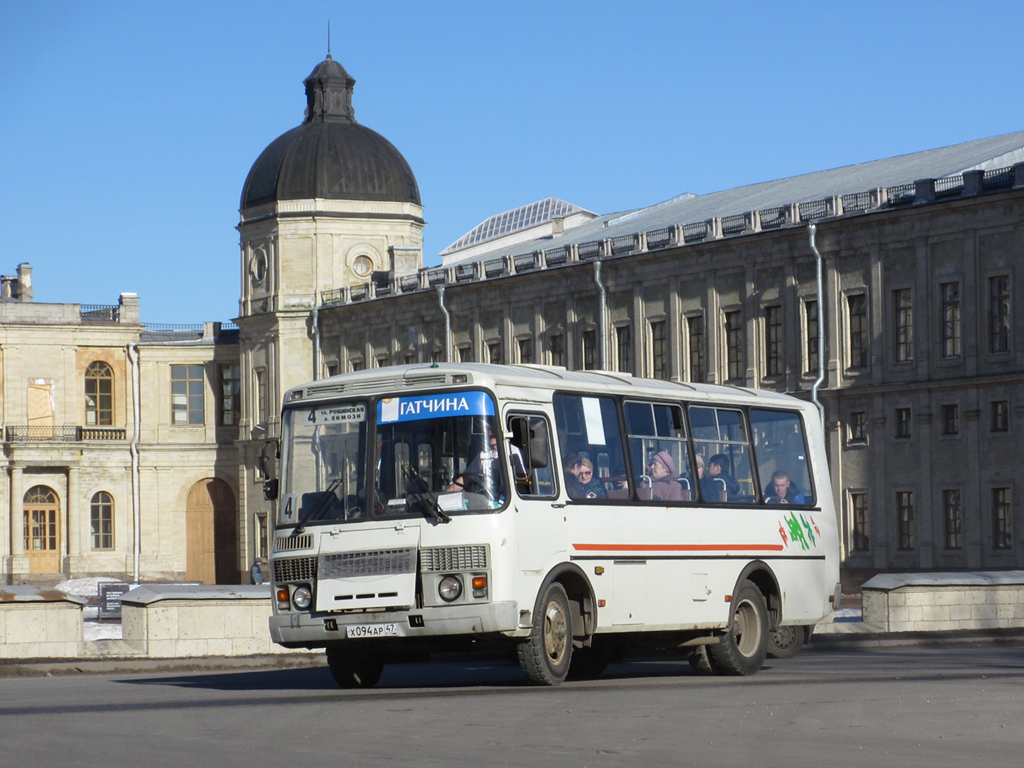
[260, 439, 279, 500]
[509, 416, 550, 470]
[528, 427, 549, 469]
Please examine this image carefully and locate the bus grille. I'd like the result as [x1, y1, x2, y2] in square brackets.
[421, 545, 488, 572]
[273, 534, 313, 552]
[319, 548, 417, 579]
[273, 556, 317, 583]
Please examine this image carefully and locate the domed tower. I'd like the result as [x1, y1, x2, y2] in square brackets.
[237, 55, 424, 427]
[236, 58, 424, 545]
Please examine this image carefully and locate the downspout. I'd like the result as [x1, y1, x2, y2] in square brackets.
[312, 304, 321, 380]
[593, 260, 607, 370]
[126, 343, 142, 583]
[808, 224, 826, 429]
[437, 285, 451, 362]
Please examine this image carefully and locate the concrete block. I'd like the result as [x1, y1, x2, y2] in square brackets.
[949, 604, 972, 621]
[971, 604, 998, 621]
[921, 605, 951, 623]
[147, 605, 179, 641]
[933, 590, 963, 606]
[904, 591, 931, 607]
[906, 606, 924, 622]
[886, 592, 906, 607]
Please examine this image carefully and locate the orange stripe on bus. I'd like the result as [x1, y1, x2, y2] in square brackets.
[572, 543, 786, 552]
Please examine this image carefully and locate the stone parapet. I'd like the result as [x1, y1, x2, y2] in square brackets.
[0, 587, 86, 659]
[859, 571, 1024, 633]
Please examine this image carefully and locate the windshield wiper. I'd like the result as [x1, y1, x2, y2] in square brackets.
[402, 465, 451, 524]
[292, 477, 342, 535]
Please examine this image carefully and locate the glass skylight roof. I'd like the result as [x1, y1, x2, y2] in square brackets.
[441, 198, 588, 255]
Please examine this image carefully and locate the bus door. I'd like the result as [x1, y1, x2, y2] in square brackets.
[505, 410, 565, 574]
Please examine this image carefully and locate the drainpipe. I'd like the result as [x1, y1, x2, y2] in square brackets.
[593, 260, 607, 370]
[808, 224, 826, 429]
[312, 304, 321, 380]
[126, 343, 142, 583]
[437, 285, 451, 362]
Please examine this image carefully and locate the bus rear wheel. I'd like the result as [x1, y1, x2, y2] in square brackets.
[767, 624, 807, 659]
[326, 645, 384, 688]
[708, 580, 768, 676]
[518, 582, 572, 685]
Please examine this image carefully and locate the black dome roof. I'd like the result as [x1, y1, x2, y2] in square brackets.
[240, 57, 420, 210]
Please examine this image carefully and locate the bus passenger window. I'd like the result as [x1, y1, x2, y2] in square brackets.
[553, 394, 630, 500]
[625, 400, 691, 503]
[689, 406, 756, 504]
[508, 414, 556, 499]
[749, 409, 813, 505]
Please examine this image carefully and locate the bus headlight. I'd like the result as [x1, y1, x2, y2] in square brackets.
[292, 585, 312, 610]
[438, 575, 463, 602]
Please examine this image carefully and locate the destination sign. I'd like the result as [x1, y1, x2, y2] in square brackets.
[378, 391, 494, 423]
[307, 404, 367, 424]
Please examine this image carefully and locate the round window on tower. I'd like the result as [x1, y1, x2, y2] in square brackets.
[250, 247, 268, 284]
[352, 254, 374, 278]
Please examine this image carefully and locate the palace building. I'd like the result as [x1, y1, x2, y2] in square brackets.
[2, 55, 1022, 585]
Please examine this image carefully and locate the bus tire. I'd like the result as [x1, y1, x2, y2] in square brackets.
[517, 582, 572, 685]
[326, 644, 384, 688]
[709, 580, 768, 676]
[767, 624, 806, 659]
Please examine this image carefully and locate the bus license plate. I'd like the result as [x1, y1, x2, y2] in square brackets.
[346, 623, 400, 638]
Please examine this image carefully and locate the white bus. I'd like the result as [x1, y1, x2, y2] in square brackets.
[266, 364, 840, 687]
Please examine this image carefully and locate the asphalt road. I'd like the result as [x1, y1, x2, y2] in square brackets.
[0, 643, 1021, 767]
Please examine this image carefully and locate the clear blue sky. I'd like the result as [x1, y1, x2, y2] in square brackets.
[3, 1, 1023, 324]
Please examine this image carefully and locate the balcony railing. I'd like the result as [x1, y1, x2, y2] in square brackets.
[5, 426, 127, 443]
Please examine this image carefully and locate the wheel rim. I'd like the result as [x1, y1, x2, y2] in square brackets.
[773, 626, 797, 650]
[543, 600, 568, 664]
[733, 599, 762, 658]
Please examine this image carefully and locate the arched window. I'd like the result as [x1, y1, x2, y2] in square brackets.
[85, 361, 113, 426]
[90, 491, 114, 549]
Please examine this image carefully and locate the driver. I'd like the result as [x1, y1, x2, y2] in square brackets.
[445, 429, 498, 493]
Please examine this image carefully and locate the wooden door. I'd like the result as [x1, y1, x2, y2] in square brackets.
[24, 486, 61, 573]
[186, 479, 238, 584]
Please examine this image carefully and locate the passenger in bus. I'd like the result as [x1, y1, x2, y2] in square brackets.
[764, 470, 806, 504]
[562, 452, 587, 499]
[576, 457, 607, 499]
[644, 451, 685, 501]
[706, 453, 740, 500]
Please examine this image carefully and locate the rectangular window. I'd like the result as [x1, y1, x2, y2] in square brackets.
[848, 294, 868, 369]
[616, 325, 632, 374]
[690, 405, 756, 503]
[458, 345, 473, 363]
[940, 281, 961, 358]
[989, 275, 1011, 354]
[171, 365, 205, 425]
[90, 492, 114, 550]
[849, 411, 867, 443]
[375, 354, 390, 368]
[582, 330, 597, 371]
[488, 341, 502, 365]
[765, 306, 782, 377]
[255, 368, 268, 426]
[325, 361, 340, 377]
[897, 491, 915, 550]
[943, 489, 963, 549]
[517, 337, 533, 365]
[895, 407, 911, 438]
[430, 349, 444, 364]
[687, 315, 705, 383]
[549, 334, 564, 367]
[894, 288, 913, 362]
[650, 320, 668, 380]
[942, 404, 959, 435]
[991, 400, 1009, 432]
[350, 358, 364, 372]
[993, 487, 1013, 549]
[850, 492, 869, 552]
[218, 364, 241, 427]
[403, 353, 416, 366]
[804, 299, 819, 375]
[724, 310, 743, 382]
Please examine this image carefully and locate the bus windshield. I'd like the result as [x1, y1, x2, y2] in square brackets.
[278, 390, 508, 527]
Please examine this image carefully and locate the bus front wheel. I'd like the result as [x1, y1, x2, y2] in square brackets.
[326, 644, 384, 688]
[708, 580, 768, 676]
[518, 582, 572, 685]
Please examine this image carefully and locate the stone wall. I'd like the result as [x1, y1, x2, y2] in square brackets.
[0, 587, 85, 659]
[861, 571, 1024, 632]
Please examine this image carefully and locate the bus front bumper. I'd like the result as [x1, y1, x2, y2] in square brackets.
[270, 600, 521, 648]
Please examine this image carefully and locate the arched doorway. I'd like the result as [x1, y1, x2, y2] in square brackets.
[24, 485, 61, 574]
[185, 478, 238, 584]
